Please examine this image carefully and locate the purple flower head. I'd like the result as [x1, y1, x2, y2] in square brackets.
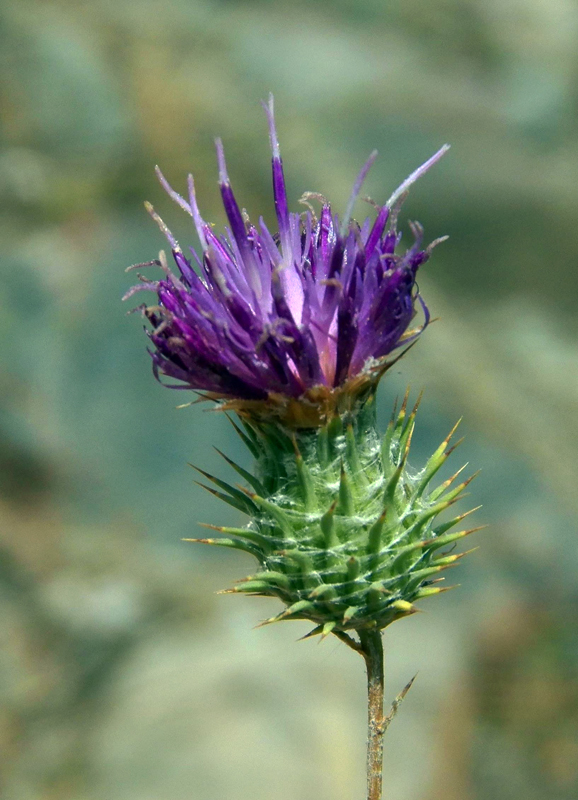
[125, 97, 448, 420]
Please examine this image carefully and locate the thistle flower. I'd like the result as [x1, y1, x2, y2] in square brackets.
[125, 97, 448, 424]
[127, 99, 478, 800]
[124, 98, 478, 636]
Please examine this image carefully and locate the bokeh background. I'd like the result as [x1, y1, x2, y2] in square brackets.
[1, 0, 578, 798]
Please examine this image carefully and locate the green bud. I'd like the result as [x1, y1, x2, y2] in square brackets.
[189, 389, 480, 636]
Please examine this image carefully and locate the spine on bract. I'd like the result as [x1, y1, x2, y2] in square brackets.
[186, 390, 481, 636]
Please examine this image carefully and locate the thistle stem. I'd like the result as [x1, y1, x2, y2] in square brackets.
[359, 630, 385, 800]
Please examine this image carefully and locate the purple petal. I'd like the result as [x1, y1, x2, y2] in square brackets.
[127, 101, 447, 400]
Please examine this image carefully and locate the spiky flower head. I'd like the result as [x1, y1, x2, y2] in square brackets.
[125, 97, 448, 425]
[126, 99, 479, 638]
[188, 391, 481, 637]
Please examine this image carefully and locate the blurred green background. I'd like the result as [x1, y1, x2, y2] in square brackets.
[1, 0, 578, 798]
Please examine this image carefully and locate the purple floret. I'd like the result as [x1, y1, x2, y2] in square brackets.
[125, 97, 448, 401]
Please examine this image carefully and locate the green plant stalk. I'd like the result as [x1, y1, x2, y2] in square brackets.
[360, 630, 385, 800]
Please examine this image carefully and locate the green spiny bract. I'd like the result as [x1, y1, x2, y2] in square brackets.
[187, 391, 480, 637]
